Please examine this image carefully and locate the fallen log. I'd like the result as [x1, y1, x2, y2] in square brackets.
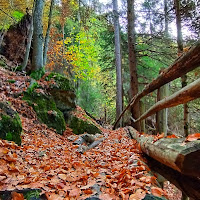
[113, 40, 200, 129]
[126, 126, 200, 177]
[147, 157, 200, 200]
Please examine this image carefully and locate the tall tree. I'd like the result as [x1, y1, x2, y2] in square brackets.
[174, 3, 189, 200]
[112, 0, 123, 126]
[43, 0, 55, 66]
[127, 0, 140, 131]
[164, 0, 169, 36]
[32, 0, 44, 71]
[22, 7, 34, 71]
[174, 0, 189, 138]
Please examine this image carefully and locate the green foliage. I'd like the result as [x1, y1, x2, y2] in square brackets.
[24, 189, 41, 200]
[12, 11, 24, 21]
[7, 79, 16, 83]
[26, 79, 39, 94]
[30, 67, 45, 80]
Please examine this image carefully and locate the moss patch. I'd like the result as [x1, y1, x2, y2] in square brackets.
[30, 67, 45, 80]
[0, 102, 22, 145]
[68, 115, 101, 135]
[46, 72, 74, 91]
[23, 91, 66, 134]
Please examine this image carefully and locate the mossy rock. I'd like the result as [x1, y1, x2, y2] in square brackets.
[23, 91, 66, 134]
[68, 115, 101, 135]
[46, 72, 74, 91]
[46, 73, 76, 121]
[0, 101, 22, 145]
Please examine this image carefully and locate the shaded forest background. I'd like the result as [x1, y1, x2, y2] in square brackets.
[0, 0, 200, 136]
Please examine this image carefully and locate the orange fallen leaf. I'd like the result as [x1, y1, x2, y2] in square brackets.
[151, 187, 164, 197]
[83, 189, 93, 194]
[69, 188, 81, 197]
[129, 189, 146, 200]
[11, 192, 24, 200]
[166, 134, 177, 138]
[45, 192, 63, 200]
[157, 132, 165, 139]
[186, 133, 200, 142]
[58, 173, 67, 180]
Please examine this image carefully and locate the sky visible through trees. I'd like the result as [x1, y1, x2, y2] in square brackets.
[98, 0, 192, 38]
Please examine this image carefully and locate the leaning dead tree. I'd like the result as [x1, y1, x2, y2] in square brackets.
[113, 40, 200, 129]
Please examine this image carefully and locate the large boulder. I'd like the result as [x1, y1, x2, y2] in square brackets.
[23, 91, 66, 135]
[46, 73, 76, 121]
[68, 115, 101, 135]
[0, 101, 22, 145]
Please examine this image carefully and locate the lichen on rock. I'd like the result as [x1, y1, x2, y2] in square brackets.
[0, 101, 22, 145]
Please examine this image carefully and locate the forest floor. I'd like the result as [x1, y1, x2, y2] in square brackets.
[0, 67, 182, 200]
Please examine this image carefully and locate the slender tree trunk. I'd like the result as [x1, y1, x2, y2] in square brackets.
[156, 68, 169, 136]
[127, 0, 140, 131]
[32, 0, 44, 71]
[112, 0, 123, 127]
[174, 0, 189, 137]
[22, 8, 34, 71]
[140, 100, 146, 132]
[62, 25, 65, 67]
[164, 0, 169, 36]
[43, 0, 55, 66]
[0, 30, 6, 48]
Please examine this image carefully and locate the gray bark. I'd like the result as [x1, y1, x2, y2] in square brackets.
[164, 0, 169, 36]
[43, 0, 55, 66]
[140, 100, 146, 132]
[112, 0, 123, 126]
[156, 69, 169, 135]
[127, 0, 140, 131]
[22, 9, 34, 71]
[32, 0, 44, 71]
[174, 0, 189, 137]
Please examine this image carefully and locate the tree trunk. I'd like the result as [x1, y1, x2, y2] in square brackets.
[140, 100, 146, 132]
[22, 7, 34, 71]
[126, 126, 200, 177]
[112, 0, 123, 127]
[164, 0, 169, 36]
[127, 0, 140, 131]
[32, 0, 44, 71]
[174, 0, 189, 137]
[43, 0, 55, 66]
[0, 30, 6, 48]
[156, 68, 169, 135]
